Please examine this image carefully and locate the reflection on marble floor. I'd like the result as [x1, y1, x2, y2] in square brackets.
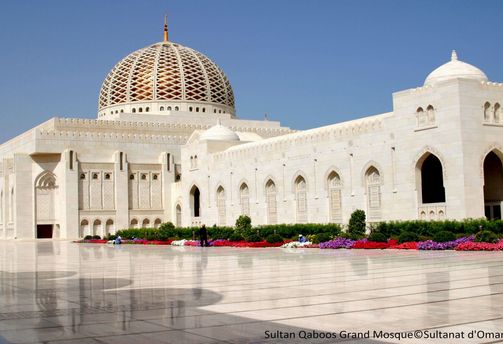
[0, 242, 503, 343]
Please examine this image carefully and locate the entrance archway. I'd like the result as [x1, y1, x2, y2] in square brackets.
[483, 151, 503, 220]
[417, 153, 445, 204]
[35, 171, 58, 239]
[190, 186, 201, 217]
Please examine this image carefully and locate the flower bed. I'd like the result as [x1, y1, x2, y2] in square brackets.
[418, 235, 475, 250]
[319, 238, 355, 249]
[389, 242, 419, 250]
[456, 240, 503, 251]
[281, 241, 314, 248]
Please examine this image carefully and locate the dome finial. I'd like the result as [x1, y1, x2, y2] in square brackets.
[163, 15, 168, 42]
[451, 50, 458, 61]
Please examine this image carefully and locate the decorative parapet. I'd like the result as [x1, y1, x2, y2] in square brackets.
[213, 114, 388, 161]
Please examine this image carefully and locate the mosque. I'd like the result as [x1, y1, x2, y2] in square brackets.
[1, 22, 502, 239]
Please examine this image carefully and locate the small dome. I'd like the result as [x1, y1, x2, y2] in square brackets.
[424, 50, 488, 86]
[200, 123, 240, 141]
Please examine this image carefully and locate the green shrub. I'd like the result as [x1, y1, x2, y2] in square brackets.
[84, 235, 93, 240]
[92, 235, 101, 240]
[312, 232, 332, 244]
[265, 233, 284, 243]
[208, 226, 234, 240]
[236, 215, 252, 232]
[106, 234, 117, 241]
[368, 232, 388, 243]
[432, 231, 456, 242]
[398, 231, 419, 244]
[348, 210, 366, 236]
[229, 232, 244, 242]
[245, 233, 262, 242]
[475, 230, 498, 243]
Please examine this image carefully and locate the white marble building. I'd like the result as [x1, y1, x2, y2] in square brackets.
[0, 28, 502, 239]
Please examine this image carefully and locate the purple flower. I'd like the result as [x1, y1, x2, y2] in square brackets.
[320, 237, 355, 249]
[418, 235, 475, 250]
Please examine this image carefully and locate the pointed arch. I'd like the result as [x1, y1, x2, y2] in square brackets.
[291, 171, 309, 193]
[175, 202, 182, 227]
[327, 170, 343, 223]
[482, 148, 503, 220]
[216, 185, 226, 225]
[294, 175, 307, 223]
[415, 151, 445, 204]
[190, 184, 201, 217]
[365, 165, 382, 220]
[239, 182, 250, 216]
[35, 171, 57, 188]
[265, 178, 277, 224]
[494, 103, 501, 123]
[484, 102, 491, 122]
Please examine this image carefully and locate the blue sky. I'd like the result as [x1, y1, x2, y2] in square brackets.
[0, 0, 501, 142]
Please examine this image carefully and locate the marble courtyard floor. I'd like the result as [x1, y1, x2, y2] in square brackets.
[1, 242, 503, 344]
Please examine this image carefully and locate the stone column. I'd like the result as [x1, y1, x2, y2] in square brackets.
[114, 151, 129, 232]
[60, 149, 79, 239]
[13, 153, 34, 239]
[161, 152, 175, 222]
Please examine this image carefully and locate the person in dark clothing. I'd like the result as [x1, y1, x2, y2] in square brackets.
[199, 224, 209, 247]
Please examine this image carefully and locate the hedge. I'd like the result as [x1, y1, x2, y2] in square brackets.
[375, 219, 503, 239]
[115, 222, 341, 241]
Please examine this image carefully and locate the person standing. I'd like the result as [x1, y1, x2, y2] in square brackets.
[199, 224, 209, 247]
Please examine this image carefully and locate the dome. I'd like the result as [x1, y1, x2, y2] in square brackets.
[199, 123, 240, 141]
[424, 50, 488, 86]
[98, 41, 235, 117]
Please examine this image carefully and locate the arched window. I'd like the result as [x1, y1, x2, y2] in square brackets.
[327, 171, 342, 223]
[167, 106, 172, 111]
[189, 107, 193, 112]
[80, 219, 89, 237]
[239, 183, 250, 216]
[132, 108, 136, 113]
[194, 155, 198, 168]
[160, 106, 164, 111]
[495, 103, 501, 123]
[416, 107, 426, 126]
[139, 107, 143, 113]
[154, 218, 162, 228]
[176, 204, 182, 227]
[190, 186, 201, 217]
[196, 107, 199, 112]
[145, 107, 150, 112]
[92, 219, 102, 236]
[365, 167, 382, 220]
[484, 102, 491, 122]
[142, 218, 150, 228]
[190, 156, 194, 169]
[105, 219, 114, 235]
[295, 176, 307, 223]
[130, 218, 138, 229]
[216, 186, 226, 225]
[426, 105, 435, 123]
[265, 180, 277, 224]
[202, 108, 206, 113]
[417, 153, 445, 204]
[175, 106, 179, 111]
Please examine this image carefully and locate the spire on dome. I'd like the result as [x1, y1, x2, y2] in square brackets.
[451, 50, 458, 61]
[163, 15, 168, 42]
